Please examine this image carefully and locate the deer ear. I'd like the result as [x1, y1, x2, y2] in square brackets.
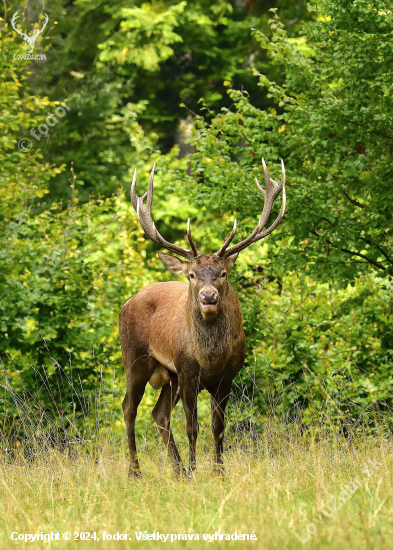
[224, 253, 239, 271]
[158, 252, 190, 275]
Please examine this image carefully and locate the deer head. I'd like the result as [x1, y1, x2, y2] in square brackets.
[131, 160, 286, 319]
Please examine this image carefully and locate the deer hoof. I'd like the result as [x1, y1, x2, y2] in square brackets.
[128, 468, 142, 479]
[173, 465, 188, 479]
[213, 464, 225, 476]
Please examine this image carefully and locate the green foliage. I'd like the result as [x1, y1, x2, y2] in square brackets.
[179, 1, 393, 283]
[235, 270, 393, 426]
[27, 0, 309, 201]
[2, 0, 393, 434]
[0, 176, 155, 417]
[0, 32, 62, 212]
[0, 24, 152, 420]
[98, 2, 187, 71]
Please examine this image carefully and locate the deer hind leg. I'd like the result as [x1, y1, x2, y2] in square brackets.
[180, 376, 200, 474]
[152, 376, 186, 477]
[122, 355, 154, 477]
[210, 386, 231, 474]
[122, 381, 148, 477]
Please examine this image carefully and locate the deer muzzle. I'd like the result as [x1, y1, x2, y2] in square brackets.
[199, 290, 219, 318]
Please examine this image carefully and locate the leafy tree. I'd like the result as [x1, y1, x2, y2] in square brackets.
[156, 0, 393, 424]
[176, 0, 393, 283]
[0, 26, 152, 428]
[25, 0, 309, 202]
[237, 271, 393, 427]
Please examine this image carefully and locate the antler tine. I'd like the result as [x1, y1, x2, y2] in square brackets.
[146, 163, 155, 212]
[262, 158, 274, 195]
[187, 218, 199, 257]
[218, 158, 286, 259]
[131, 166, 198, 260]
[130, 168, 138, 211]
[280, 157, 286, 187]
[251, 182, 286, 244]
[214, 218, 237, 258]
[255, 177, 266, 197]
[256, 174, 279, 194]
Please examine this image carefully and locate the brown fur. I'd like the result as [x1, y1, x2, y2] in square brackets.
[119, 254, 245, 476]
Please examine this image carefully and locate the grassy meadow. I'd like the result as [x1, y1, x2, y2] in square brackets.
[1, 374, 392, 550]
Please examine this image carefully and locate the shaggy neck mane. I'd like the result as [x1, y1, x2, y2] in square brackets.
[186, 291, 234, 370]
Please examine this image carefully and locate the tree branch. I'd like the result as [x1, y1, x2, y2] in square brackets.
[361, 237, 393, 266]
[348, 119, 393, 141]
[338, 246, 386, 271]
[341, 189, 365, 209]
[311, 229, 387, 271]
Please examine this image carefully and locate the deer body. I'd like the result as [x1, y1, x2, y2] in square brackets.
[121, 280, 244, 378]
[120, 159, 286, 476]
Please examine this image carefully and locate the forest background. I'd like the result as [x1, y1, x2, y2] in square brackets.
[1, 0, 393, 438]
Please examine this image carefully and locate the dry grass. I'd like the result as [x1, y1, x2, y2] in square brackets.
[1, 355, 393, 549]
[0, 427, 392, 550]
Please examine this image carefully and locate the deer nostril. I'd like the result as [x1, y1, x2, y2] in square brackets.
[200, 291, 218, 304]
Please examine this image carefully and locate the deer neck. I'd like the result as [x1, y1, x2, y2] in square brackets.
[186, 288, 235, 371]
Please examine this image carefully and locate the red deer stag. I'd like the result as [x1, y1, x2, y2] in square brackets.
[119, 159, 286, 476]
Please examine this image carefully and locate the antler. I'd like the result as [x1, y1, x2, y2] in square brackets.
[11, 11, 27, 39]
[131, 165, 199, 260]
[215, 158, 286, 259]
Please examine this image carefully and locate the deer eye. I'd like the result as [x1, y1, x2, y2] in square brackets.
[221, 272, 227, 278]
[189, 273, 195, 279]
